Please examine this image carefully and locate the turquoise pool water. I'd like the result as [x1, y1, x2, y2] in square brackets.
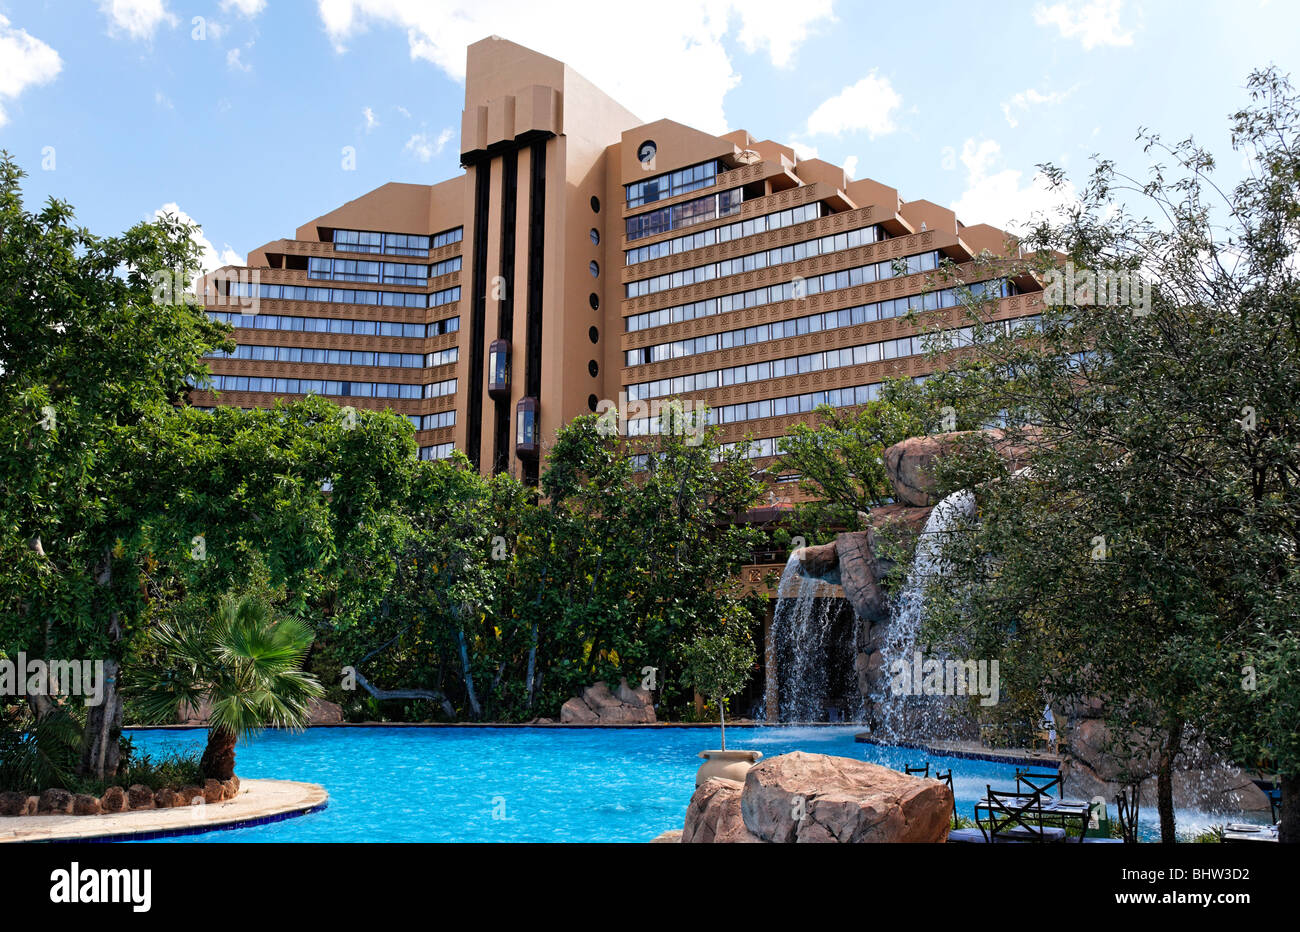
[124, 725, 1027, 842]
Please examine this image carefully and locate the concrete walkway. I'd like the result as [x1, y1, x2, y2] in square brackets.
[0, 779, 328, 843]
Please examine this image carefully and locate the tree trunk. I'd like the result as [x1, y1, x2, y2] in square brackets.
[200, 726, 238, 782]
[79, 549, 123, 780]
[525, 620, 538, 708]
[1279, 772, 1299, 844]
[457, 623, 481, 719]
[1155, 718, 1184, 844]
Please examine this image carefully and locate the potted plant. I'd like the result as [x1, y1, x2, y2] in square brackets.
[682, 622, 762, 785]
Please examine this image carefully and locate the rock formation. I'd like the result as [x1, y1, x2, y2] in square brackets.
[559, 679, 657, 724]
[681, 752, 953, 843]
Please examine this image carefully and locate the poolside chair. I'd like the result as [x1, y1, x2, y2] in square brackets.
[1114, 783, 1140, 844]
[904, 763, 931, 778]
[977, 787, 1069, 843]
[1015, 768, 1063, 799]
[934, 768, 958, 827]
[1250, 778, 1281, 824]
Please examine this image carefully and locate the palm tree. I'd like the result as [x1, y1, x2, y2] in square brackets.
[135, 594, 324, 781]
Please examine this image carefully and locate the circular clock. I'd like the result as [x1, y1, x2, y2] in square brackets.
[637, 140, 657, 164]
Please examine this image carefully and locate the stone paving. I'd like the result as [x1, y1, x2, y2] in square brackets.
[0, 779, 327, 843]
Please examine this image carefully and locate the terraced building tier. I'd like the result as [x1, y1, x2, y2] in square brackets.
[192, 36, 1044, 484]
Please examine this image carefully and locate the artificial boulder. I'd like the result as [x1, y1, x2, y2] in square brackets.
[99, 786, 128, 813]
[882, 429, 1036, 507]
[38, 788, 73, 815]
[308, 700, 344, 725]
[127, 784, 155, 810]
[740, 752, 952, 843]
[682, 778, 763, 843]
[72, 794, 101, 816]
[0, 791, 27, 817]
[559, 679, 657, 724]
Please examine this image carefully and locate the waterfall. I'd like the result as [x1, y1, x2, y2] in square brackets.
[874, 489, 976, 742]
[768, 553, 837, 722]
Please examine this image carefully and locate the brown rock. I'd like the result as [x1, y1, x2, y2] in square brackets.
[0, 791, 28, 817]
[38, 788, 73, 814]
[796, 540, 840, 579]
[740, 751, 953, 843]
[127, 784, 155, 810]
[559, 696, 598, 724]
[683, 778, 764, 843]
[176, 698, 213, 725]
[202, 779, 224, 804]
[154, 788, 179, 808]
[883, 429, 1037, 507]
[560, 681, 656, 724]
[72, 794, 101, 815]
[220, 778, 239, 800]
[99, 786, 128, 813]
[835, 531, 889, 623]
[178, 785, 205, 807]
[650, 829, 683, 843]
[24, 797, 37, 815]
[308, 699, 344, 725]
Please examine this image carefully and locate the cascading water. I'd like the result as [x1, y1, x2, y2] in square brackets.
[768, 553, 838, 722]
[873, 489, 976, 743]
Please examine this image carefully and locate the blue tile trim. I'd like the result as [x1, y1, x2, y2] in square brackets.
[37, 800, 329, 844]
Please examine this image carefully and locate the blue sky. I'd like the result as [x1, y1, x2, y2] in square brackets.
[1, 0, 1297, 269]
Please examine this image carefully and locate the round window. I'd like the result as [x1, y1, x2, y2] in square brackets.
[588, 326, 599, 344]
[588, 360, 599, 378]
[590, 195, 600, 213]
[589, 228, 600, 246]
[637, 140, 657, 164]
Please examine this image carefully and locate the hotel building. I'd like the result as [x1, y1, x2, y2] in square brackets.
[193, 36, 1044, 486]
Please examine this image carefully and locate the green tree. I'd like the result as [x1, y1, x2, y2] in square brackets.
[133, 592, 324, 780]
[682, 616, 756, 750]
[922, 68, 1300, 842]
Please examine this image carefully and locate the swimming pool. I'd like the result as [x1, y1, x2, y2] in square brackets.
[124, 725, 1026, 843]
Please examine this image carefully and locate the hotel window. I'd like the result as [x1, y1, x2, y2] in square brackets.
[625, 159, 720, 208]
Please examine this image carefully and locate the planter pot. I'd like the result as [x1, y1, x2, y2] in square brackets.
[696, 749, 763, 786]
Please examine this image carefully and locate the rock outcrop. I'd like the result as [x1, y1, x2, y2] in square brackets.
[882, 429, 1035, 507]
[682, 778, 764, 843]
[559, 679, 657, 724]
[1063, 709, 1271, 812]
[682, 752, 952, 843]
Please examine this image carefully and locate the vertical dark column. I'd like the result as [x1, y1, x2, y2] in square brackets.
[465, 163, 492, 470]
[491, 149, 518, 475]
[522, 138, 547, 486]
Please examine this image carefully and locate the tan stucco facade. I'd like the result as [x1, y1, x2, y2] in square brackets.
[193, 36, 1043, 482]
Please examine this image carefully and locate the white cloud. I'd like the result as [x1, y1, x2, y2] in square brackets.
[949, 138, 1077, 234]
[154, 89, 173, 109]
[226, 47, 252, 72]
[1001, 85, 1077, 128]
[805, 71, 901, 139]
[99, 0, 178, 40]
[0, 15, 62, 127]
[404, 127, 455, 162]
[313, 0, 836, 135]
[842, 154, 859, 178]
[733, 0, 834, 68]
[154, 203, 243, 277]
[790, 141, 818, 161]
[220, 0, 267, 16]
[1033, 0, 1133, 50]
[363, 106, 380, 131]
